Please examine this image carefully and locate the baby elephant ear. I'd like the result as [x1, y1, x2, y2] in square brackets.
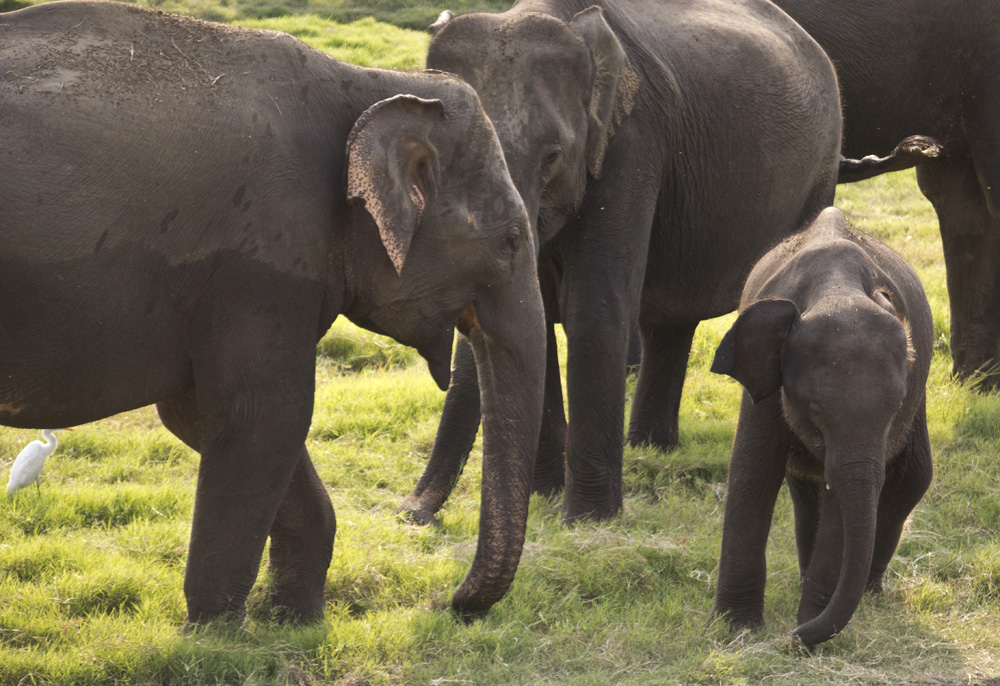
[711, 299, 800, 403]
[346, 95, 445, 274]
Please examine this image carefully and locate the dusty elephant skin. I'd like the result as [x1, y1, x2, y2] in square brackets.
[710, 207, 934, 646]
[0, 1, 545, 622]
[771, 0, 1000, 387]
[399, 0, 842, 524]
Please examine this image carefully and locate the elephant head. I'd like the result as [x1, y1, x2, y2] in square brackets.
[343, 81, 546, 614]
[426, 5, 637, 242]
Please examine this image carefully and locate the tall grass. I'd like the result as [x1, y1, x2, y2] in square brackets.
[1, 6, 998, 685]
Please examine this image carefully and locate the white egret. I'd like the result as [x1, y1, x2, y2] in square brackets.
[6, 428, 73, 496]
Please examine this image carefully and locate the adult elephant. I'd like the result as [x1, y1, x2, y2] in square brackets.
[0, 1, 544, 622]
[771, 0, 1000, 386]
[400, 0, 842, 523]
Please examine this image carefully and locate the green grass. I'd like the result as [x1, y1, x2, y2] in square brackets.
[3, 0, 510, 29]
[3, 175, 997, 685]
[2, 5, 999, 684]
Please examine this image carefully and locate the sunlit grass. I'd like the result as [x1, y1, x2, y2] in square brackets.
[3, 169, 998, 684]
[1, 1, 998, 679]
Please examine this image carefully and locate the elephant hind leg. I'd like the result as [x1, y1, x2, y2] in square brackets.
[267, 445, 335, 622]
[917, 154, 1000, 387]
[626, 320, 697, 451]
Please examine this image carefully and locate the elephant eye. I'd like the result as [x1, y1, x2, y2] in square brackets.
[541, 145, 564, 172]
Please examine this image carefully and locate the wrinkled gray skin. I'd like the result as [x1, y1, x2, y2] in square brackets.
[400, 0, 841, 523]
[710, 208, 934, 646]
[772, 0, 1000, 387]
[0, 1, 545, 622]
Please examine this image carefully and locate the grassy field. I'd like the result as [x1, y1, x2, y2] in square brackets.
[2, 5, 1000, 686]
[3, 0, 509, 28]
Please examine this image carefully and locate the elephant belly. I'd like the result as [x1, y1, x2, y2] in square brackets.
[0, 252, 197, 429]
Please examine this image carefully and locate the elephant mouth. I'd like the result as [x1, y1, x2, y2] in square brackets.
[418, 326, 455, 391]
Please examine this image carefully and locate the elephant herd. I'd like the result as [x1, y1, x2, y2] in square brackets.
[0, 0, 995, 648]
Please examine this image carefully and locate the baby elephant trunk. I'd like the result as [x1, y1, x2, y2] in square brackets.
[794, 453, 885, 646]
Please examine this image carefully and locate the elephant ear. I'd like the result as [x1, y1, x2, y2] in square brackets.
[429, 9, 454, 34]
[711, 299, 800, 403]
[569, 5, 639, 178]
[346, 94, 445, 274]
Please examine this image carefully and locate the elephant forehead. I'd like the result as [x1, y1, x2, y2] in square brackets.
[429, 13, 590, 87]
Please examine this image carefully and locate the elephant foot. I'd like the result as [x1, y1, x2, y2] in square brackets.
[953, 358, 1000, 392]
[397, 498, 441, 527]
[626, 428, 679, 452]
[561, 498, 622, 524]
[865, 572, 885, 596]
[531, 444, 565, 496]
[532, 475, 564, 497]
[267, 585, 326, 623]
[711, 606, 764, 635]
[184, 595, 249, 627]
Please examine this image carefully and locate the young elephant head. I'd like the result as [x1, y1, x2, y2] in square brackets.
[427, 6, 637, 241]
[711, 208, 934, 645]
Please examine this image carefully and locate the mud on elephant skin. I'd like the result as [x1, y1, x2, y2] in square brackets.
[710, 207, 934, 646]
[771, 0, 1000, 387]
[0, 1, 545, 623]
[400, 0, 842, 524]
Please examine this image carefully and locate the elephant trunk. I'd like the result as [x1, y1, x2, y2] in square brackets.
[449, 253, 546, 615]
[793, 452, 884, 646]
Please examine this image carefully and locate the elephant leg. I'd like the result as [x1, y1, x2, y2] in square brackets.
[626, 320, 697, 450]
[533, 321, 567, 495]
[786, 473, 823, 578]
[398, 336, 481, 525]
[917, 154, 1000, 387]
[160, 386, 332, 621]
[712, 393, 790, 631]
[267, 445, 336, 621]
[625, 318, 642, 375]
[867, 402, 933, 594]
[796, 488, 846, 626]
[558, 158, 658, 522]
[182, 300, 318, 623]
[157, 388, 203, 452]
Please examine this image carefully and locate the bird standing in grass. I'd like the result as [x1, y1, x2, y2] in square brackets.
[6, 428, 72, 496]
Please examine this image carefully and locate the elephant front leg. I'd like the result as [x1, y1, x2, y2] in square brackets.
[183, 305, 319, 623]
[917, 155, 1000, 387]
[557, 161, 658, 522]
[533, 322, 567, 496]
[712, 394, 790, 631]
[399, 336, 481, 525]
[185, 422, 310, 623]
[867, 403, 933, 594]
[796, 491, 845, 626]
[786, 468, 823, 577]
[627, 319, 697, 450]
[267, 445, 336, 621]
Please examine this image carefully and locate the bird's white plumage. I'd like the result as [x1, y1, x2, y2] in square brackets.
[7, 429, 63, 496]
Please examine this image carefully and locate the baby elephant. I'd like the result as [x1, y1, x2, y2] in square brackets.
[710, 207, 934, 646]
